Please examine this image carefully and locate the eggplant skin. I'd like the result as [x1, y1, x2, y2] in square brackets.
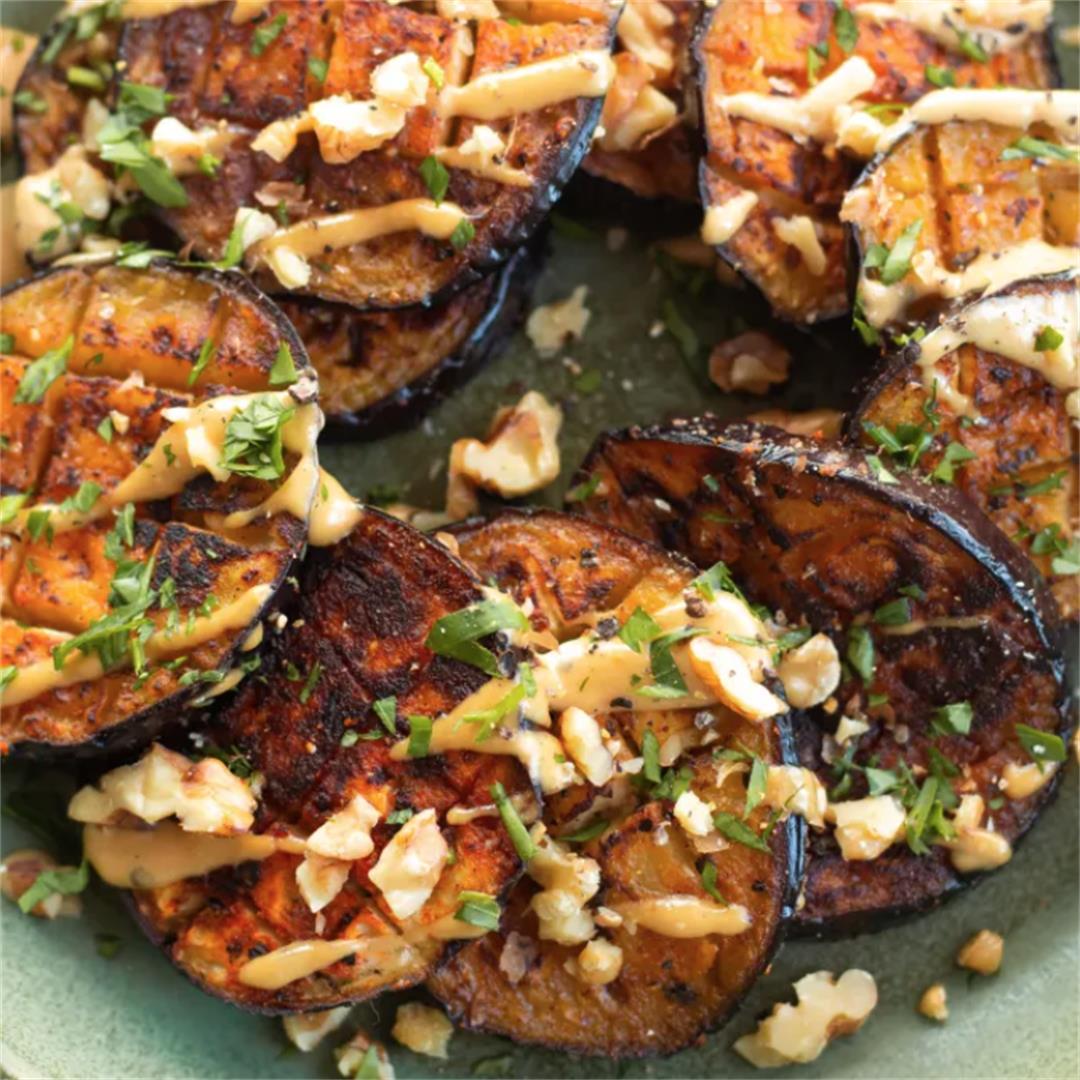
[848, 273, 1079, 620]
[426, 509, 802, 1058]
[278, 243, 538, 440]
[111, 0, 615, 312]
[693, 0, 1059, 325]
[844, 116, 1079, 332]
[571, 420, 1069, 936]
[0, 263, 315, 760]
[130, 508, 532, 1014]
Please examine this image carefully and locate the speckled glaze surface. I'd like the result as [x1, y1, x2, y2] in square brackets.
[1, 3, 1078, 1078]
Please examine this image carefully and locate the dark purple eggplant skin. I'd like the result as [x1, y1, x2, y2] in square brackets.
[570, 418, 1071, 937]
[290, 241, 541, 442]
[0, 261, 315, 762]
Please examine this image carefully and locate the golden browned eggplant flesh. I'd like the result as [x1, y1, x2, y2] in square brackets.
[0, 264, 317, 757]
[16, 0, 615, 310]
[695, 0, 1059, 324]
[573, 420, 1070, 935]
[845, 111, 1079, 333]
[851, 272, 1079, 619]
[120, 509, 531, 1012]
[428, 510, 801, 1058]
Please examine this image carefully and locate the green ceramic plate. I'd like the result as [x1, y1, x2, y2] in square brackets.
[1, 5, 1077, 1078]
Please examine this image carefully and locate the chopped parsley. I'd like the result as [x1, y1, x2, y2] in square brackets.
[491, 781, 536, 862]
[617, 606, 661, 653]
[866, 454, 899, 484]
[924, 64, 955, 88]
[420, 155, 450, 205]
[17, 859, 89, 915]
[712, 811, 769, 853]
[307, 57, 328, 84]
[251, 12, 287, 56]
[14, 336, 72, 404]
[699, 859, 726, 903]
[872, 598, 911, 626]
[60, 481, 102, 516]
[407, 714, 433, 758]
[0, 332, 13, 352]
[846, 625, 875, 683]
[424, 597, 529, 675]
[298, 661, 322, 704]
[1034, 325, 1065, 352]
[930, 701, 973, 737]
[66, 65, 106, 92]
[187, 338, 216, 387]
[930, 441, 977, 484]
[834, 1, 858, 53]
[744, 755, 767, 816]
[455, 890, 501, 931]
[954, 25, 989, 63]
[460, 682, 526, 742]
[220, 394, 295, 480]
[691, 560, 746, 605]
[449, 218, 475, 250]
[386, 808, 414, 825]
[1015, 723, 1066, 767]
[1001, 136, 1078, 164]
[268, 341, 299, 387]
[806, 41, 828, 85]
[97, 415, 114, 443]
[422, 56, 445, 88]
[641, 728, 661, 784]
[373, 695, 398, 735]
[874, 219, 923, 285]
[559, 818, 609, 843]
[13, 89, 47, 114]
[0, 493, 28, 526]
[565, 473, 601, 503]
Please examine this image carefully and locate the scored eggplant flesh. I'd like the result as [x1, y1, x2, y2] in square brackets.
[844, 111, 1079, 333]
[572, 420, 1069, 935]
[427, 509, 801, 1058]
[127, 509, 532, 1013]
[581, 1, 699, 203]
[694, 0, 1059, 324]
[0, 264, 316, 757]
[278, 244, 535, 439]
[849, 272, 1079, 619]
[101, 0, 615, 310]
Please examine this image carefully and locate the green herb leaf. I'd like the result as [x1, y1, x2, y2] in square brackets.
[879, 219, 923, 285]
[373, 696, 397, 735]
[691, 560, 746, 605]
[1001, 135, 1079, 163]
[641, 728, 661, 784]
[297, 661, 322, 704]
[559, 818, 609, 843]
[852, 298, 881, 346]
[269, 341, 298, 387]
[340, 730, 360, 747]
[0, 492, 29, 526]
[96, 414, 114, 443]
[0, 332, 14, 352]
[898, 583, 927, 601]
[491, 781, 536, 862]
[872, 597, 912, 626]
[386, 808, 414, 825]
[459, 682, 525, 743]
[407, 714, 433, 758]
[617, 606, 661, 653]
[931, 441, 977, 484]
[425, 598, 528, 675]
[712, 811, 770, 852]
[864, 766, 901, 796]
[744, 755, 767, 816]
[17, 859, 89, 914]
[449, 218, 475, 251]
[251, 12, 287, 56]
[66, 64, 106, 92]
[924, 64, 955, 87]
[455, 890, 501, 930]
[846, 625, 875, 683]
[955, 26, 989, 62]
[699, 859, 726, 903]
[775, 626, 813, 654]
[1034, 325, 1065, 351]
[95, 932, 124, 959]
[307, 57, 328, 83]
[422, 56, 445, 88]
[930, 701, 973, 736]
[565, 473, 601, 503]
[187, 338, 215, 387]
[834, 0, 858, 53]
[420, 155, 450, 205]
[221, 394, 295, 480]
[806, 41, 828, 84]
[1015, 723, 1066, 765]
[13, 89, 47, 113]
[14, 336, 72, 404]
[866, 454, 899, 484]
[60, 481, 102, 516]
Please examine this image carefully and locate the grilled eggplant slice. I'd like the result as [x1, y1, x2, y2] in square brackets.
[573, 421, 1069, 935]
[581, 1, 698, 202]
[124, 508, 532, 1012]
[279, 244, 534, 438]
[427, 510, 802, 1057]
[695, 0, 1059, 324]
[844, 103, 1080, 334]
[0, 264, 317, 757]
[850, 272, 1079, 618]
[93, 0, 615, 310]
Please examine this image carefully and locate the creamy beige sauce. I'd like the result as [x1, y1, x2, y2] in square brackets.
[876, 88, 1080, 152]
[716, 57, 876, 144]
[910, 276, 1079, 417]
[307, 469, 364, 547]
[2, 583, 273, 707]
[0, 182, 31, 287]
[256, 199, 467, 264]
[615, 0, 676, 74]
[856, 239, 1080, 328]
[440, 49, 615, 121]
[83, 822, 303, 888]
[238, 934, 418, 990]
[701, 191, 759, 246]
[854, 1, 1053, 56]
[772, 215, 827, 276]
[615, 895, 752, 937]
[875, 614, 990, 637]
[435, 142, 533, 188]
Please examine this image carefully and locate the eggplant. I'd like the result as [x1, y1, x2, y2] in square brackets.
[98, 0, 615, 311]
[427, 509, 802, 1058]
[0, 263, 317, 757]
[571, 420, 1070, 936]
[843, 105, 1079, 334]
[694, 0, 1060, 325]
[581, 1, 699, 203]
[127, 508, 532, 1012]
[278, 243, 536, 439]
[849, 272, 1079, 619]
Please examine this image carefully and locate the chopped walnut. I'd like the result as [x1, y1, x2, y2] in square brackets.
[956, 929, 1004, 976]
[918, 984, 948, 1023]
[391, 1003, 453, 1060]
[709, 332, 791, 395]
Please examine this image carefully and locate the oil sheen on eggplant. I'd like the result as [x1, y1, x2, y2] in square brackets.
[427, 510, 802, 1057]
[0, 263, 315, 758]
[278, 244, 536, 439]
[101, 0, 615, 310]
[572, 420, 1069, 935]
[128, 509, 531, 1012]
[850, 272, 1079, 619]
[694, 0, 1059, 325]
